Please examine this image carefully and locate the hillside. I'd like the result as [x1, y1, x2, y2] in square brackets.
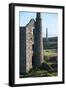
[43, 37, 58, 49]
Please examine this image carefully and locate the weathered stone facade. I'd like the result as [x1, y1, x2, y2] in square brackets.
[26, 19, 35, 72]
[20, 13, 44, 75]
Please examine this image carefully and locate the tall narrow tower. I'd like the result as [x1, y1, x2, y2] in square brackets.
[33, 13, 44, 68]
[46, 27, 48, 47]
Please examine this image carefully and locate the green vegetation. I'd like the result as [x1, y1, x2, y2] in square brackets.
[44, 49, 57, 57]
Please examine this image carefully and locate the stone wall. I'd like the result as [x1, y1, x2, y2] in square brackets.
[20, 19, 35, 74]
[26, 19, 35, 72]
[20, 27, 26, 75]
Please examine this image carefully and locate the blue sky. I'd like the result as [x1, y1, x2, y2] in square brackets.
[19, 12, 58, 37]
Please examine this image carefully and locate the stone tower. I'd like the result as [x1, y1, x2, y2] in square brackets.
[33, 13, 44, 68]
[46, 27, 48, 47]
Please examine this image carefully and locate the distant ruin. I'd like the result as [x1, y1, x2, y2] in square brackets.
[20, 13, 44, 75]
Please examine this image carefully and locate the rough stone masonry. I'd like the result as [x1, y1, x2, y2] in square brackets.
[20, 13, 44, 75]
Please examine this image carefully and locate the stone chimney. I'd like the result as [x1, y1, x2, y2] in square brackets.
[33, 13, 44, 68]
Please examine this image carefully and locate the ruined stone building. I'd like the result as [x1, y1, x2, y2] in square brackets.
[20, 13, 44, 75]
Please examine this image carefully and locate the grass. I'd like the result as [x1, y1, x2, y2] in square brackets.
[20, 68, 58, 78]
[44, 49, 57, 58]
